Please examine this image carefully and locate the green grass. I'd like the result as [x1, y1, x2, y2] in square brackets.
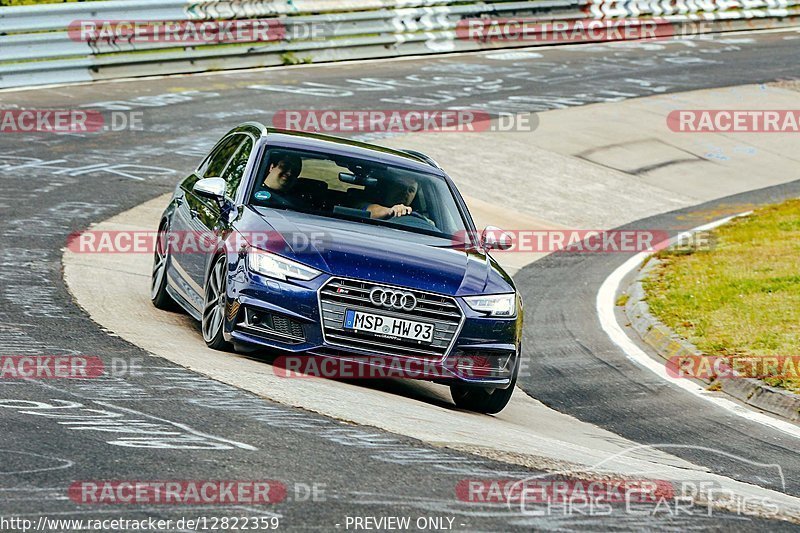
[644, 198, 800, 393]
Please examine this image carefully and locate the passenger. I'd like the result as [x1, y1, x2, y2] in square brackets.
[262, 152, 302, 192]
[255, 152, 305, 209]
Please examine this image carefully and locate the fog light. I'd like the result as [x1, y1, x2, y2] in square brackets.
[450, 352, 513, 379]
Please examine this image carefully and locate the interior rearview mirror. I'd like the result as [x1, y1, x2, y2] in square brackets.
[339, 172, 378, 187]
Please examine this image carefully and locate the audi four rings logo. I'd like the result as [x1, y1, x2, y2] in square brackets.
[369, 287, 417, 311]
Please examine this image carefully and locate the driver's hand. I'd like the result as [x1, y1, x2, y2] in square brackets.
[389, 204, 412, 218]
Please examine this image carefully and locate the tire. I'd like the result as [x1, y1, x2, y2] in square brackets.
[202, 255, 233, 351]
[450, 358, 519, 414]
[151, 223, 177, 310]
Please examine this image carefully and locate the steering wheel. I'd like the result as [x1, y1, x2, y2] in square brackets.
[392, 211, 437, 230]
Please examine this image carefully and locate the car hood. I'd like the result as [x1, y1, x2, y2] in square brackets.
[238, 207, 513, 296]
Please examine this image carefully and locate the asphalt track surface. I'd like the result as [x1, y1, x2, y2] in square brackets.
[1, 31, 800, 531]
[515, 180, 800, 497]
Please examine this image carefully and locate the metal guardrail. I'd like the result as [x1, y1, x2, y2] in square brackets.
[0, 2, 585, 62]
[1, 0, 798, 89]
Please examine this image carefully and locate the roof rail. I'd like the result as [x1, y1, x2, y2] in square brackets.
[240, 121, 268, 135]
[401, 149, 441, 169]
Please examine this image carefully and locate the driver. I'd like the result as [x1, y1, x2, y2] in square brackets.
[361, 174, 419, 220]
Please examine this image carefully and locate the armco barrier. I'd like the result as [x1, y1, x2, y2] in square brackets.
[1, 0, 799, 89]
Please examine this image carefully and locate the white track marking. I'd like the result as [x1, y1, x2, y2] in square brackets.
[19, 378, 258, 450]
[597, 213, 800, 440]
[92, 400, 260, 451]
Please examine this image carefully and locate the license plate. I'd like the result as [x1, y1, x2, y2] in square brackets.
[344, 309, 433, 343]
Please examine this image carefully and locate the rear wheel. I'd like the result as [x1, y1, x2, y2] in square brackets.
[202, 255, 232, 351]
[151, 223, 176, 310]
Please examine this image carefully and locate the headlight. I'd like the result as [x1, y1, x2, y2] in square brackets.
[463, 293, 516, 317]
[247, 249, 321, 281]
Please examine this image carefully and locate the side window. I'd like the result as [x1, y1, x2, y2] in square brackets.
[203, 135, 241, 178]
[222, 137, 253, 198]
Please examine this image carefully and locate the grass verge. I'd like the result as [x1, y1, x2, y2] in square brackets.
[644, 198, 800, 393]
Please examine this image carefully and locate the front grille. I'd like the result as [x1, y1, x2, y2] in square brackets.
[318, 277, 463, 360]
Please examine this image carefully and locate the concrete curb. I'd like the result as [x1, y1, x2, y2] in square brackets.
[624, 257, 800, 423]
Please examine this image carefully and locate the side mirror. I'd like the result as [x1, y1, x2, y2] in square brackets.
[481, 226, 514, 251]
[193, 177, 226, 201]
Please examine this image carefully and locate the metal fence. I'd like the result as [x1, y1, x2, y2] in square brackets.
[1, 0, 798, 89]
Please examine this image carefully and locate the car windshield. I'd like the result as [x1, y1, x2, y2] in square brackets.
[249, 147, 470, 239]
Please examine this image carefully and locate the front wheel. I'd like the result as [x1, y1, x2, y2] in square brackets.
[450, 380, 516, 414]
[450, 357, 519, 414]
[202, 255, 232, 351]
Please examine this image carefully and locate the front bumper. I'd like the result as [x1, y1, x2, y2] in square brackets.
[224, 271, 521, 387]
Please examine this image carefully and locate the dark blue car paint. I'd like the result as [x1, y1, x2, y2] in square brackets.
[158, 127, 522, 388]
